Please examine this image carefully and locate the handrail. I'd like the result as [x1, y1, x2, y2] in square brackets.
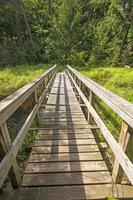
[0, 64, 57, 127]
[0, 65, 57, 188]
[67, 65, 133, 129]
[67, 65, 133, 185]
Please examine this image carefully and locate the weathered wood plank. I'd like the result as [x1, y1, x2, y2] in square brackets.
[28, 152, 103, 162]
[33, 139, 96, 146]
[2, 184, 133, 200]
[39, 124, 91, 129]
[35, 133, 94, 140]
[39, 118, 87, 122]
[39, 121, 89, 126]
[25, 161, 108, 173]
[22, 171, 111, 186]
[31, 145, 100, 154]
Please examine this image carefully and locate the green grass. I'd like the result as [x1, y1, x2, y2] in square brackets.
[0, 64, 51, 98]
[81, 67, 133, 103]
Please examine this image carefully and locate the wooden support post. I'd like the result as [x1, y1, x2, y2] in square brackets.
[87, 90, 95, 124]
[112, 121, 130, 183]
[43, 79, 46, 104]
[34, 89, 39, 126]
[79, 80, 82, 104]
[0, 123, 21, 188]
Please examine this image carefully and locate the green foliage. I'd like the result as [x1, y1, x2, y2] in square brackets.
[107, 197, 118, 200]
[0, 0, 133, 66]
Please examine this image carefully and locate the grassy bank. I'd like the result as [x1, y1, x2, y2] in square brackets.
[0, 64, 51, 99]
[81, 67, 133, 103]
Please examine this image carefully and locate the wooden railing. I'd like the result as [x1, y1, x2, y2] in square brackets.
[67, 65, 133, 185]
[0, 65, 57, 189]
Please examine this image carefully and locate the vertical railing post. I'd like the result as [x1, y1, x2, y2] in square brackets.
[87, 90, 95, 124]
[34, 89, 40, 126]
[112, 121, 130, 183]
[0, 123, 21, 188]
[79, 80, 82, 104]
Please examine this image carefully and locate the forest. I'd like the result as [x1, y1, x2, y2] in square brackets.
[0, 0, 133, 67]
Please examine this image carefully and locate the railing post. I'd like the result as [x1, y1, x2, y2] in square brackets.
[0, 123, 21, 188]
[34, 89, 40, 126]
[79, 80, 82, 103]
[112, 121, 130, 183]
[87, 90, 95, 124]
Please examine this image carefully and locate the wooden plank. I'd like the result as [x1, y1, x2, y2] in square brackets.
[38, 115, 85, 119]
[67, 69, 133, 185]
[39, 125, 91, 129]
[29, 127, 95, 133]
[28, 152, 103, 162]
[25, 161, 108, 173]
[39, 111, 85, 116]
[33, 139, 96, 146]
[39, 118, 87, 122]
[22, 171, 112, 186]
[44, 108, 82, 113]
[35, 133, 94, 140]
[39, 123, 90, 128]
[39, 121, 89, 126]
[1, 184, 133, 200]
[31, 145, 100, 154]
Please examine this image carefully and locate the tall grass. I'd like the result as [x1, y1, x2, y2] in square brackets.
[0, 64, 51, 98]
[81, 67, 133, 103]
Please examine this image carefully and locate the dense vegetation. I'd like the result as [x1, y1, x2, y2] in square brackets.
[0, 0, 133, 67]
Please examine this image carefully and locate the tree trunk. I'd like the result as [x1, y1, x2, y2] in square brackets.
[20, 0, 33, 45]
[48, 0, 52, 15]
[12, 0, 22, 46]
[118, 25, 130, 63]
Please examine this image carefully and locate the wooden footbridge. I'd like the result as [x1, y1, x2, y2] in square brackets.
[0, 65, 133, 199]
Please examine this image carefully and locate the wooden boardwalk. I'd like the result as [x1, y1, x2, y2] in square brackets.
[8, 72, 121, 199]
[1, 67, 133, 200]
[22, 72, 112, 189]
